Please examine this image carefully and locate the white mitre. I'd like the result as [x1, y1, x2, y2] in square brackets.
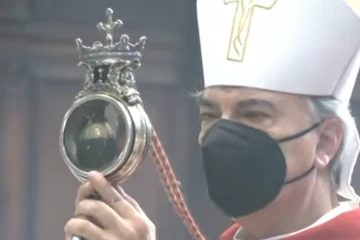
[197, 0, 360, 200]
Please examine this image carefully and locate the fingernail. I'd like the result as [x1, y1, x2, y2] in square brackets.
[88, 171, 100, 178]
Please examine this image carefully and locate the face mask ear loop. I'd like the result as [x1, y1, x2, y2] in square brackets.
[284, 164, 316, 185]
[277, 122, 322, 143]
[278, 122, 321, 185]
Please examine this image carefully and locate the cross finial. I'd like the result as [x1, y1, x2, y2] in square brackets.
[97, 8, 123, 45]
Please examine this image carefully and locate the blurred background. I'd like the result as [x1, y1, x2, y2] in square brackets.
[1, 1, 360, 240]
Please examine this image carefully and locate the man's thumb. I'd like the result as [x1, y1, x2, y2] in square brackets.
[87, 171, 123, 205]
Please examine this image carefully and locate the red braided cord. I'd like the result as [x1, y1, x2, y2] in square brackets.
[150, 130, 206, 240]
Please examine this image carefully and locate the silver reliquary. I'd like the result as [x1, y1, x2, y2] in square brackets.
[59, 8, 153, 183]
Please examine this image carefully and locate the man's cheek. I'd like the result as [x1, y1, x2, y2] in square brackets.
[281, 143, 313, 180]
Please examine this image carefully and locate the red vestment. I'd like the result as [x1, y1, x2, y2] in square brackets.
[220, 208, 360, 240]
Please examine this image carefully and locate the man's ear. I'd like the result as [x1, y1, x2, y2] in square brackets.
[315, 118, 343, 169]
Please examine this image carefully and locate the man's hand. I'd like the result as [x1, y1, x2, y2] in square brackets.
[64, 171, 156, 240]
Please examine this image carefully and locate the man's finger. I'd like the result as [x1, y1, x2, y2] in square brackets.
[115, 185, 145, 215]
[75, 199, 125, 229]
[88, 171, 141, 219]
[75, 182, 95, 206]
[65, 218, 105, 240]
[87, 171, 123, 205]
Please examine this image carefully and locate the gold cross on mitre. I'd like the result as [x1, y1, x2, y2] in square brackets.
[224, 0, 278, 62]
[97, 8, 123, 45]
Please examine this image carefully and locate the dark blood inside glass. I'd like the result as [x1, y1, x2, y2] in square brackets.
[75, 102, 119, 171]
[76, 137, 117, 170]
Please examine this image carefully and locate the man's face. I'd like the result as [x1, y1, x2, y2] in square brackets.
[198, 86, 342, 218]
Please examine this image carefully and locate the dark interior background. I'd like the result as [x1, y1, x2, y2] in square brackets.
[1, 1, 360, 240]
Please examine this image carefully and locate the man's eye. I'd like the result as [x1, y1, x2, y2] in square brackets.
[200, 113, 218, 121]
[243, 111, 270, 119]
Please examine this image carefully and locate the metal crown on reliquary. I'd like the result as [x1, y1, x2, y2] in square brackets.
[75, 8, 147, 104]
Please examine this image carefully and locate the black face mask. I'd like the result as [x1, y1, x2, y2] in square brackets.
[201, 119, 320, 218]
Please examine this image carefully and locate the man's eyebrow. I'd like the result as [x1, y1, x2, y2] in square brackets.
[236, 98, 280, 112]
[198, 97, 219, 108]
[196, 94, 281, 112]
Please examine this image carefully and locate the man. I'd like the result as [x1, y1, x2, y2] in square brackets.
[64, 0, 360, 239]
